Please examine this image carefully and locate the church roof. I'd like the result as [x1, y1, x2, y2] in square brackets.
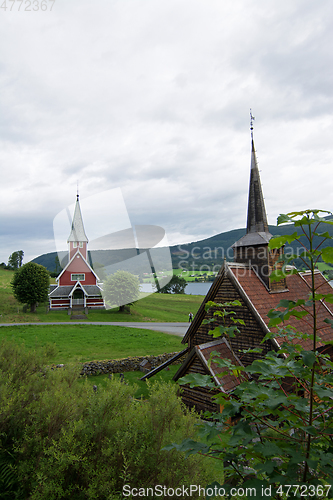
[232, 230, 272, 248]
[228, 264, 333, 351]
[174, 337, 246, 393]
[233, 139, 272, 248]
[67, 195, 88, 243]
[49, 284, 103, 297]
[56, 249, 100, 282]
[182, 261, 333, 352]
[247, 139, 269, 234]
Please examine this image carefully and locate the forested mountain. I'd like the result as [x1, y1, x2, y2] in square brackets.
[32, 221, 333, 275]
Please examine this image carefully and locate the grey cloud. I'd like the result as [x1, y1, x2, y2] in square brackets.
[1, 0, 333, 263]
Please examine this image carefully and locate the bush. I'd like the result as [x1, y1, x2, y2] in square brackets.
[0, 340, 212, 499]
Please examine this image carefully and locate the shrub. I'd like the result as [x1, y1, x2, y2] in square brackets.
[0, 340, 212, 499]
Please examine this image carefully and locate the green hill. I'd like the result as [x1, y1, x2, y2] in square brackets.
[32, 221, 333, 274]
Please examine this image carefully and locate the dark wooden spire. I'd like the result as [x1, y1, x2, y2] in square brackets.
[232, 121, 272, 288]
[246, 139, 269, 234]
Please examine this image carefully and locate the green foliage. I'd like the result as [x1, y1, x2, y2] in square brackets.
[11, 262, 50, 312]
[0, 339, 212, 499]
[103, 270, 140, 312]
[203, 299, 244, 339]
[159, 274, 188, 294]
[169, 209, 333, 495]
[7, 250, 24, 270]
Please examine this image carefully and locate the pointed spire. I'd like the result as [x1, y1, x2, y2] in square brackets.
[232, 113, 272, 251]
[67, 194, 88, 243]
[246, 139, 269, 234]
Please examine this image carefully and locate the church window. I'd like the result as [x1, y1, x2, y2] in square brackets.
[71, 273, 85, 281]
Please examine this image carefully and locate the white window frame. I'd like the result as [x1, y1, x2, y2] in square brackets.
[71, 273, 85, 281]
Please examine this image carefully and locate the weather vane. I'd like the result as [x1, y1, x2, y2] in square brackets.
[250, 109, 255, 140]
[77, 180, 79, 200]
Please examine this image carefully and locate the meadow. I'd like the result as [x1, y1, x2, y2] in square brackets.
[0, 267, 194, 370]
[84, 365, 180, 399]
[0, 268, 202, 323]
[0, 267, 194, 392]
[0, 323, 183, 364]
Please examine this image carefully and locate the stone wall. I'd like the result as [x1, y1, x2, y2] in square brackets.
[80, 351, 186, 376]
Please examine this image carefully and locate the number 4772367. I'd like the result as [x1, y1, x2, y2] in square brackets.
[1, 0, 56, 11]
[276, 485, 332, 497]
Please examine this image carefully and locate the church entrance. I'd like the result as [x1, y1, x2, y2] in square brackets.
[72, 289, 84, 306]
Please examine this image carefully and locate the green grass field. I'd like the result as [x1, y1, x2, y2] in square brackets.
[0, 323, 183, 364]
[0, 268, 202, 323]
[0, 268, 193, 376]
[83, 365, 180, 399]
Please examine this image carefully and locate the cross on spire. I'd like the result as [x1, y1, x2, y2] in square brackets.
[250, 108, 255, 140]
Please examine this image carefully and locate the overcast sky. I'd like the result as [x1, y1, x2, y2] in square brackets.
[1, 0, 333, 264]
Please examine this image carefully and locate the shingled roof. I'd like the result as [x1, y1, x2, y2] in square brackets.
[181, 261, 333, 361]
[229, 264, 333, 350]
[233, 140, 272, 249]
[67, 194, 88, 243]
[174, 337, 246, 394]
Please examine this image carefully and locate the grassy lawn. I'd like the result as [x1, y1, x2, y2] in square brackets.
[82, 365, 180, 399]
[0, 323, 183, 364]
[174, 268, 217, 282]
[0, 268, 202, 323]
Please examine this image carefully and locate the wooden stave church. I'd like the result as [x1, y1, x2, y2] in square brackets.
[49, 195, 105, 311]
[143, 134, 333, 414]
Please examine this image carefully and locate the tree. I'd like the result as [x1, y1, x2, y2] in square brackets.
[8, 250, 24, 269]
[11, 262, 50, 312]
[103, 270, 140, 312]
[167, 210, 333, 495]
[159, 274, 188, 294]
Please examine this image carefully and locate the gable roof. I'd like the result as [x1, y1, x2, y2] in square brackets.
[56, 248, 100, 282]
[67, 195, 88, 243]
[49, 285, 74, 297]
[229, 264, 333, 350]
[174, 337, 246, 393]
[49, 284, 103, 298]
[183, 261, 333, 351]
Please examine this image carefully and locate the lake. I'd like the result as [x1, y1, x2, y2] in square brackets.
[141, 280, 333, 296]
[140, 282, 212, 296]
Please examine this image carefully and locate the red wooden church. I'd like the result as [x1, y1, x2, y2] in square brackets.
[49, 195, 105, 311]
[143, 128, 333, 414]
